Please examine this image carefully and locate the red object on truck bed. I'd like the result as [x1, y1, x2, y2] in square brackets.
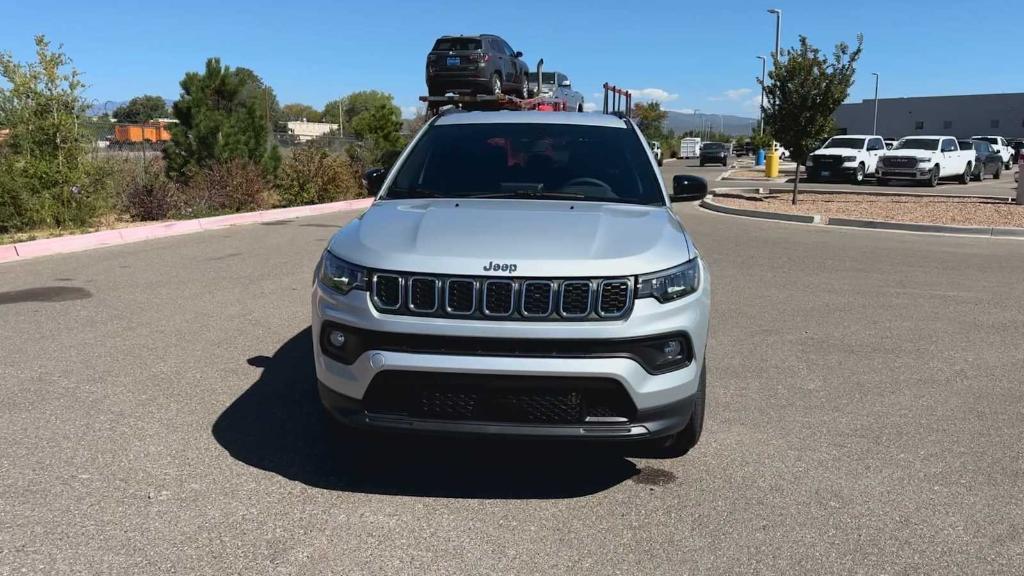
[419, 93, 568, 116]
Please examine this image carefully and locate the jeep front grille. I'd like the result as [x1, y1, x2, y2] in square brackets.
[483, 280, 515, 316]
[372, 274, 402, 309]
[369, 271, 635, 321]
[409, 277, 439, 312]
[598, 280, 631, 317]
[559, 281, 592, 317]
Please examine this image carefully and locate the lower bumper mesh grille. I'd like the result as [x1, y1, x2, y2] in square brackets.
[362, 371, 637, 425]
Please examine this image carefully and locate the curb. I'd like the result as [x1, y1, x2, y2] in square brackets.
[765, 187, 1012, 202]
[699, 197, 820, 224]
[826, 217, 1024, 238]
[0, 197, 374, 265]
[721, 173, 790, 183]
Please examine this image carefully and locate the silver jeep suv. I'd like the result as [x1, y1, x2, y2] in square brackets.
[312, 110, 711, 456]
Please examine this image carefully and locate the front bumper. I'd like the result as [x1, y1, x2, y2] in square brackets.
[808, 164, 858, 179]
[311, 261, 710, 440]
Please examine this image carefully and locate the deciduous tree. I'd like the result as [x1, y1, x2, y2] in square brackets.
[760, 34, 863, 204]
[112, 95, 168, 123]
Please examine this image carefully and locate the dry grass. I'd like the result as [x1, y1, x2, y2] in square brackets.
[714, 192, 1024, 228]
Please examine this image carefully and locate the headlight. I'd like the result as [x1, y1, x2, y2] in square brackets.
[916, 157, 932, 165]
[319, 251, 367, 294]
[636, 259, 700, 303]
[842, 155, 857, 162]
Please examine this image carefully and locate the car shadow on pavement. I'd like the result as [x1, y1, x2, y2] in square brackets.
[212, 328, 640, 499]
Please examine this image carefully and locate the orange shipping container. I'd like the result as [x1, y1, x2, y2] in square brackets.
[112, 122, 173, 143]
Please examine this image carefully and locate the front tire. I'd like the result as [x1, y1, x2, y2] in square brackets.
[645, 359, 706, 458]
[959, 163, 971, 185]
[994, 164, 1002, 179]
[926, 166, 940, 188]
[852, 163, 865, 184]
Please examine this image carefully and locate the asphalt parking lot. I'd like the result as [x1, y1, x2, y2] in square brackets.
[666, 157, 1021, 197]
[1, 175, 1023, 574]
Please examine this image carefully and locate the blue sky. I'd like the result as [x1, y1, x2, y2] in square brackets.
[4, 0, 1020, 118]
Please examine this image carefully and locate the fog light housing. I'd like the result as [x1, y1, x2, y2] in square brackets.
[663, 339, 683, 359]
[328, 330, 346, 348]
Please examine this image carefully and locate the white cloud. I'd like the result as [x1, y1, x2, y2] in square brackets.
[582, 102, 599, 112]
[709, 88, 753, 102]
[626, 88, 679, 102]
[667, 108, 696, 114]
[400, 105, 422, 119]
[742, 95, 763, 110]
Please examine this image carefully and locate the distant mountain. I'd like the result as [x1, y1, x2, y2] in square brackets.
[664, 111, 757, 137]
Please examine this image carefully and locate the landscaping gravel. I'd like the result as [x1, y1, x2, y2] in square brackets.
[714, 191, 1024, 228]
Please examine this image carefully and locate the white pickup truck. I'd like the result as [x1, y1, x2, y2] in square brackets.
[970, 136, 1014, 169]
[876, 136, 975, 187]
[806, 135, 886, 184]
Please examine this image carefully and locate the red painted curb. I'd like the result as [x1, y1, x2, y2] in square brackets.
[3, 197, 373, 265]
[0, 244, 18, 264]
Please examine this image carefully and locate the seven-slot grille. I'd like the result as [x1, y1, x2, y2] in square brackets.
[371, 272, 634, 321]
[882, 156, 918, 169]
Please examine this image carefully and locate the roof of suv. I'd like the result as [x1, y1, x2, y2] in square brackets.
[434, 111, 626, 128]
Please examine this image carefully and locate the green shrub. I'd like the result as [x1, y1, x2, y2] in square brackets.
[276, 147, 363, 206]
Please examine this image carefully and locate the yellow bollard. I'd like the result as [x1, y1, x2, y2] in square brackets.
[764, 152, 780, 178]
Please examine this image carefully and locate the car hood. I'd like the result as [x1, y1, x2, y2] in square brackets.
[328, 199, 693, 277]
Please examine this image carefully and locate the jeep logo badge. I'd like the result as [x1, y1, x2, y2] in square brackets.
[483, 261, 517, 274]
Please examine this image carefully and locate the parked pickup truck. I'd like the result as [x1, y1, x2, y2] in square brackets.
[806, 134, 886, 184]
[970, 136, 1014, 169]
[876, 136, 975, 187]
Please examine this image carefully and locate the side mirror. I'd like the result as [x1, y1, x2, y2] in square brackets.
[362, 167, 387, 196]
[671, 175, 709, 203]
[514, 51, 523, 58]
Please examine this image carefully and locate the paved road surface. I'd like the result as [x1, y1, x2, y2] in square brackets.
[2, 185, 1022, 574]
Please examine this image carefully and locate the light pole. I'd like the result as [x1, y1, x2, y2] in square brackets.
[871, 72, 880, 136]
[694, 108, 700, 139]
[756, 56, 767, 135]
[767, 9, 782, 65]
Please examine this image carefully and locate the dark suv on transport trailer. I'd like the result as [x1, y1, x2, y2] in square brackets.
[426, 34, 530, 98]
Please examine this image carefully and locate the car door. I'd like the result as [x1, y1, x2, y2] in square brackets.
[940, 138, 959, 174]
[501, 40, 521, 87]
[866, 137, 885, 171]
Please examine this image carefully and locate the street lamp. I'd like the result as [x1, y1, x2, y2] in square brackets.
[756, 56, 767, 135]
[767, 9, 782, 64]
[871, 72, 880, 136]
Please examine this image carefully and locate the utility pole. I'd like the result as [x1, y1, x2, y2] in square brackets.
[871, 72, 880, 135]
[768, 9, 782, 64]
[338, 100, 344, 137]
[757, 56, 767, 135]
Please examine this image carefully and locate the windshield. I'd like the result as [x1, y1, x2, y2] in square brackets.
[527, 72, 557, 84]
[385, 123, 665, 206]
[893, 139, 939, 151]
[824, 137, 865, 149]
[975, 137, 998, 145]
[702, 143, 726, 151]
[432, 38, 481, 51]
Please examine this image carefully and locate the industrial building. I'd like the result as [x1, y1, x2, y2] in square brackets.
[833, 93, 1024, 139]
